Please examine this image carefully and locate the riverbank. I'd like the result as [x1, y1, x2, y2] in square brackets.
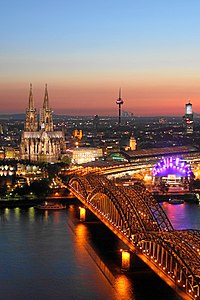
[154, 193, 199, 203]
[1, 192, 198, 209]
[0, 196, 76, 208]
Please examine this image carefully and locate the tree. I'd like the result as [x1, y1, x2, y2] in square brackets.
[29, 179, 50, 197]
[14, 184, 30, 196]
[61, 155, 71, 165]
[0, 184, 7, 197]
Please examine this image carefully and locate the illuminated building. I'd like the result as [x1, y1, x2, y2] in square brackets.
[73, 129, 83, 140]
[5, 148, 15, 159]
[20, 84, 66, 162]
[0, 150, 5, 160]
[183, 101, 193, 134]
[0, 164, 15, 176]
[129, 136, 136, 151]
[125, 134, 137, 151]
[16, 163, 44, 184]
[116, 88, 124, 125]
[0, 164, 16, 189]
[152, 157, 193, 190]
[67, 148, 103, 164]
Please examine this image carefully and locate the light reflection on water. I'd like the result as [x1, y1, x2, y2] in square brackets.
[0, 203, 196, 300]
[0, 207, 116, 300]
[161, 202, 200, 230]
[114, 275, 135, 300]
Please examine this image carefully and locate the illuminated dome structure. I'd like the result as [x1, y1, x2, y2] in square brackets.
[153, 157, 193, 190]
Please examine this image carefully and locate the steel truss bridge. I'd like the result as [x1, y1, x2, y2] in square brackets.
[68, 174, 200, 300]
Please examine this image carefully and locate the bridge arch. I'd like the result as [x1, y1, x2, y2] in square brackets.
[129, 185, 173, 231]
[88, 185, 147, 235]
[69, 176, 89, 199]
[134, 231, 200, 299]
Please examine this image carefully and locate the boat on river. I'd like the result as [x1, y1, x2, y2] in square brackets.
[35, 201, 66, 210]
[168, 198, 184, 204]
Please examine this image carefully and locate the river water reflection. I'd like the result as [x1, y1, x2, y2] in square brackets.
[0, 202, 199, 300]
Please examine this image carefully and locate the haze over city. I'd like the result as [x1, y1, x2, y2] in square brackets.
[1, 0, 200, 116]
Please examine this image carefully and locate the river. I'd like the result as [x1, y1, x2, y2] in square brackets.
[0, 201, 199, 300]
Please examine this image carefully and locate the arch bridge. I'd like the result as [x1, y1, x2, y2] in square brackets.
[68, 174, 200, 300]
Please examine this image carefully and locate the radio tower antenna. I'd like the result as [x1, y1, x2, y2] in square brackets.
[116, 88, 124, 125]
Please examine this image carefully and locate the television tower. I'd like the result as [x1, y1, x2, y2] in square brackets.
[116, 88, 124, 125]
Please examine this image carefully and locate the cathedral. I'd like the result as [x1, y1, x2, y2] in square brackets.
[20, 84, 66, 162]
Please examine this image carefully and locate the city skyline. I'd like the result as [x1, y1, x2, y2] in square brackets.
[1, 0, 200, 116]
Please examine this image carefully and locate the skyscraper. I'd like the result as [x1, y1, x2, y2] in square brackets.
[20, 84, 66, 162]
[183, 101, 193, 134]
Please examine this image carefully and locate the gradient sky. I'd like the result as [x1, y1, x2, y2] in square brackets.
[1, 0, 200, 116]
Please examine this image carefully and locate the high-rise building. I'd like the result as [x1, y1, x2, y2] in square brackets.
[183, 101, 193, 134]
[20, 84, 66, 162]
[93, 114, 99, 131]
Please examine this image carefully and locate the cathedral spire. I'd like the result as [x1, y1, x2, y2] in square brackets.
[43, 83, 49, 109]
[40, 84, 53, 132]
[24, 84, 38, 132]
[29, 83, 34, 110]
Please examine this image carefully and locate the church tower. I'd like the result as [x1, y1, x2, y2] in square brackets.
[129, 134, 137, 150]
[21, 84, 66, 162]
[40, 84, 54, 131]
[24, 84, 38, 131]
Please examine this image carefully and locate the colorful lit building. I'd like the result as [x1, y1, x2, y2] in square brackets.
[153, 157, 193, 190]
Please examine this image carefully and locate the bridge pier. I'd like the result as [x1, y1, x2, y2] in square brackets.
[121, 249, 131, 271]
[79, 206, 86, 222]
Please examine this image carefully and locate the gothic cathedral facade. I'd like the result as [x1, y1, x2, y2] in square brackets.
[20, 84, 66, 162]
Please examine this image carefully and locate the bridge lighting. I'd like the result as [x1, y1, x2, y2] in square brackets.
[69, 172, 199, 298]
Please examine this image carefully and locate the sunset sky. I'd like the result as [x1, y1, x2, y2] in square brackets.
[1, 0, 200, 116]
